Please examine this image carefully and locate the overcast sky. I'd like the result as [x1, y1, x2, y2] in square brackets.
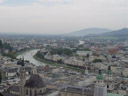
[0, 0, 128, 34]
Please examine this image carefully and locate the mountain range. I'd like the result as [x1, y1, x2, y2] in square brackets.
[67, 28, 128, 40]
[100, 28, 128, 36]
[68, 28, 111, 36]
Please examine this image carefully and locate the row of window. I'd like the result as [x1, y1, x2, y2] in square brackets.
[25, 89, 45, 96]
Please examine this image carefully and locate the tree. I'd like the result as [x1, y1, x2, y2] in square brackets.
[0, 40, 3, 48]
[93, 59, 102, 63]
[50, 48, 73, 56]
[57, 59, 63, 63]
[36, 51, 44, 58]
[3, 43, 13, 52]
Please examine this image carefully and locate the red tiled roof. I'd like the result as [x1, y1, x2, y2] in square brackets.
[108, 49, 119, 54]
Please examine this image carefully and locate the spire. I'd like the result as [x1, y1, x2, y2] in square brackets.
[105, 65, 114, 91]
[107, 66, 112, 75]
[96, 70, 104, 80]
[33, 66, 37, 74]
[94, 70, 107, 96]
[99, 70, 102, 75]
[21, 57, 25, 67]
[20, 59, 26, 96]
[108, 66, 111, 70]
[84, 66, 89, 75]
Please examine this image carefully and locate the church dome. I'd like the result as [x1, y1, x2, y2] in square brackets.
[96, 70, 104, 80]
[96, 74, 104, 80]
[106, 66, 112, 75]
[25, 74, 46, 88]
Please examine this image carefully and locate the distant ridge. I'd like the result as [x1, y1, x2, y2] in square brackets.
[100, 28, 128, 36]
[89, 28, 128, 40]
[68, 28, 111, 36]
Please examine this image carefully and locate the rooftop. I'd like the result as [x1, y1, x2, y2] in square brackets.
[107, 93, 124, 96]
[25, 74, 46, 88]
[60, 86, 93, 95]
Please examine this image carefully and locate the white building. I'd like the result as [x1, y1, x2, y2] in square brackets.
[94, 70, 107, 96]
[76, 51, 92, 56]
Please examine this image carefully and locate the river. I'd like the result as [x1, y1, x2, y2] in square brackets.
[17, 40, 84, 66]
[79, 40, 84, 45]
[17, 49, 46, 66]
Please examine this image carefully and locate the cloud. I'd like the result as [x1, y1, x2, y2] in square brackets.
[39, 0, 70, 3]
[0, 0, 4, 3]
[0, 0, 128, 34]
[32, 0, 71, 6]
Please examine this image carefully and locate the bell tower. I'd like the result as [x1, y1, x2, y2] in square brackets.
[105, 66, 114, 91]
[96, 70, 104, 86]
[20, 58, 26, 96]
[84, 66, 89, 75]
[94, 70, 107, 96]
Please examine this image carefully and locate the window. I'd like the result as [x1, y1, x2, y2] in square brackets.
[30, 89, 32, 96]
[35, 90, 37, 96]
[26, 89, 28, 95]
[107, 85, 109, 88]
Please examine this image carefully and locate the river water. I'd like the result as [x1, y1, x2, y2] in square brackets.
[17, 40, 84, 66]
[17, 49, 46, 66]
[79, 40, 84, 45]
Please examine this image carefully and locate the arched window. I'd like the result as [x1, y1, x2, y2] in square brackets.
[107, 85, 109, 88]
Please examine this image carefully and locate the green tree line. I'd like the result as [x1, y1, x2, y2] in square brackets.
[0, 40, 13, 52]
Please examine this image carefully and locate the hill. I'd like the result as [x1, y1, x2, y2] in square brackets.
[101, 28, 128, 37]
[68, 28, 111, 36]
[90, 28, 128, 40]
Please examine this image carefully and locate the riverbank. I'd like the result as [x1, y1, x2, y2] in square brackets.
[33, 55, 84, 72]
[15, 48, 37, 57]
[2, 48, 36, 59]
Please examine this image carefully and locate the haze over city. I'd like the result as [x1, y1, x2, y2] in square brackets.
[0, 1, 128, 96]
[0, 0, 128, 34]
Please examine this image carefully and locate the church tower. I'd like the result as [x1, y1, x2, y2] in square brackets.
[84, 66, 89, 75]
[105, 66, 114, 91]
[32, 66, 37, 74]
[20, 58, 26, 96]
[94, 70, 107, 96]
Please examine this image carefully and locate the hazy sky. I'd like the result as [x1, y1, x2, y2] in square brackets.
[0, 0, 128, 34]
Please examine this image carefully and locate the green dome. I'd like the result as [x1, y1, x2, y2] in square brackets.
[96, 74, 104, 80]
[106, 70, 112, 75]
[106, 66, 112, 75]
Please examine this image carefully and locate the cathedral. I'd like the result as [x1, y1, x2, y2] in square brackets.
[1, 59, 47, 96]
[20, 61, 46, 96]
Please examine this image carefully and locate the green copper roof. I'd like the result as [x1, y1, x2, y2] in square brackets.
[106, 66, 112, 75]
[106, 70, 112, 75]
[96, 74, 104, 80]
[96, 70, 104, 80]
[107, 93, 124, 96]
